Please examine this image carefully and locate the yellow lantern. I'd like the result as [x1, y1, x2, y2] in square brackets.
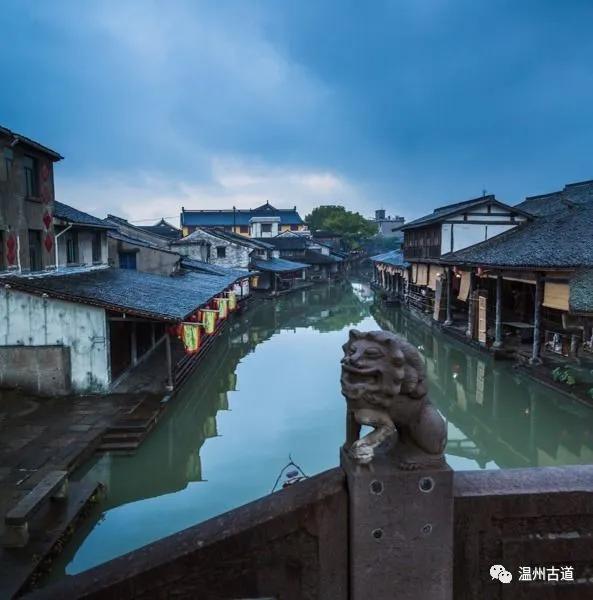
[200, 309, 218, 334]
[215, 297, 229, 319]
[227, 291, 237, 311]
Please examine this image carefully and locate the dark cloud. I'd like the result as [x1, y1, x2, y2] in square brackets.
[2, 1, 593, 220]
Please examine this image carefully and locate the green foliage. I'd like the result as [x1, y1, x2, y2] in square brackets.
[551, 366, 577, 386]
[588, 387, 593, 399]
[305, 205, 377, 249]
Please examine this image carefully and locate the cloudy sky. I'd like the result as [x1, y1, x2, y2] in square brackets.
[2, 1, 593, 225]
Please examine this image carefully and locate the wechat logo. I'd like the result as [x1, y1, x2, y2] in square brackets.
[490, 564, 513, 584]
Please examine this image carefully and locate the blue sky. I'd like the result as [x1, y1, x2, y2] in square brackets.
[2, 1, 593, 224]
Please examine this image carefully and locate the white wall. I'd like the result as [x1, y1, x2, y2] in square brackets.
[441, 222, 517, 254]
[56, 229, 108, 267]
[0, 287, 110, 393]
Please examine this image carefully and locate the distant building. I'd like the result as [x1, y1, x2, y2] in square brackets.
[370, 209, 405, 238]
[180, 202, 305, 238]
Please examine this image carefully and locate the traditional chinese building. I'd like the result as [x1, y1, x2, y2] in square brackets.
[180, 202, 305, 238]
[0, 125, 63, 272]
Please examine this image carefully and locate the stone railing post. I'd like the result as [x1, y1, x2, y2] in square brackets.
[341, 445, 453, 600]
[340, 329, 454, 600]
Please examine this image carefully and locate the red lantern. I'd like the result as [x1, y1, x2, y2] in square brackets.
[6, 234, 16, 265]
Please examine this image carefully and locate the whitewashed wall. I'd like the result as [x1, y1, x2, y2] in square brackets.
[56, 229, 108, 267]
[0, 287, 110, 392]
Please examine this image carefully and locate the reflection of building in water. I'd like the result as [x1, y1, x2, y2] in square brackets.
[373, 302, 593, 469]
[88, 281, 369, 512]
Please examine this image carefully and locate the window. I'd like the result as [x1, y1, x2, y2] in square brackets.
[23, 155, 38, 197]
[119, 251, 137, 270]
[92, 231, 102, 263]
[3, 148, 13, 180]
[65, 230, 79, 264]
[290, 224, 299, 231]
[239, 225, 249, 234]
[261, 223, 272, 233]
[28, 230, 42, 271]
[0, 231, 4, 269]
[216, 246, 226, 258]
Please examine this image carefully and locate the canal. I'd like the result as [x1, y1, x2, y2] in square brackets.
[49, 279, 593, 580]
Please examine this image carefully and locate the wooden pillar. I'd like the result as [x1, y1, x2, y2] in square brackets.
[465, 272, 475, 338]
[131, 322, 138, 365]
[531, 272, 543, 364]
[493, 275, 503, 348]
[165, 334, 174, 392]
[444, 268, 453, 326]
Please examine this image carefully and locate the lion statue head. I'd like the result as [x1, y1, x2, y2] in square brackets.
[340, 329, 427, 408]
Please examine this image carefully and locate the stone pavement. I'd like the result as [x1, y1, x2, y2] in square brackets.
[0, 387, 142, 597]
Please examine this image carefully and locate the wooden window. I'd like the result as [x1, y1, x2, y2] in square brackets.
[65, 230, 79, 264]
[119, 251, 137, 270]
[24, 155, 38, 197]
[239, 225, 249, 234]
[216, 246, 226, 258]
[92, 231, 102, 263]
[28, 230, 42, 271]
[2, 148, 13, 181]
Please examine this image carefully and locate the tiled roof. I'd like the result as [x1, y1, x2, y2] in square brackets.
[401, 196, 528, 230]
[0, 125, 63, 160]
[180, 257, 250, 279]
[54, 201, 112, 229]
[173, 228, 274, 250]
[181, 202, 304, 227]
[301, 250, 342, 264]
[256, 236, 308, 251]
[138, 219, 181, 240]
[251, 257, 310, 273]
[370, 250, 408, 267]
[107, 230, 180, 254]
[1, 267, 241, 321]
[515, 180, 593, 217]
[441, 205, 593, 268]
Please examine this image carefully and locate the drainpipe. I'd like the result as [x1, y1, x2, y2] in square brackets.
[54, 224, 72, 270]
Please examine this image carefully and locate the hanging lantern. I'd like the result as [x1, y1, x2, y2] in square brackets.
[201, 309, 218, 334]
[181, 323, 201, 354]
[226, 291, 237, 311]
[6, 234, 16, 265]
[215, 297, 229, 319]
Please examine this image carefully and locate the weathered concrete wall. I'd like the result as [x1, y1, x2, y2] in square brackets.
[107, 237, 180, 276]
[0, 345, 70, 394]
[32, 468, 348, 600]
[56, 229, 108, 267]
[0, 287, 109, 393]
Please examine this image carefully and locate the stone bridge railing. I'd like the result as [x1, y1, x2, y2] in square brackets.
[30, 462, 593, 600]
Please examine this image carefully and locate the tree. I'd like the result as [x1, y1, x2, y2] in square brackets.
[305, 205, 377, 249]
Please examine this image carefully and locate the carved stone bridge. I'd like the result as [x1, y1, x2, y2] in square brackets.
[30, 331, 593, 599]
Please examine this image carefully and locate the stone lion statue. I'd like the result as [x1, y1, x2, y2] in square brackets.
[340, 329, 447, 469]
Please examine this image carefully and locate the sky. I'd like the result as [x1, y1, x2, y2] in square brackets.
[2, 1, 593, 225]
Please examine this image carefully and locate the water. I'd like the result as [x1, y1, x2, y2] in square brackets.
[49, 280, 593, 579]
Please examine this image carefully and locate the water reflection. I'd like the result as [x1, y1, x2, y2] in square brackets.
[49, 280, 593, 579]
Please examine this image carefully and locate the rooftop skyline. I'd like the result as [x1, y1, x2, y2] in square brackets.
[2, 1, 593, 223]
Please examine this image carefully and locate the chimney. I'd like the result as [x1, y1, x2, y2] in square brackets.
[375, 209, 386, 221]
